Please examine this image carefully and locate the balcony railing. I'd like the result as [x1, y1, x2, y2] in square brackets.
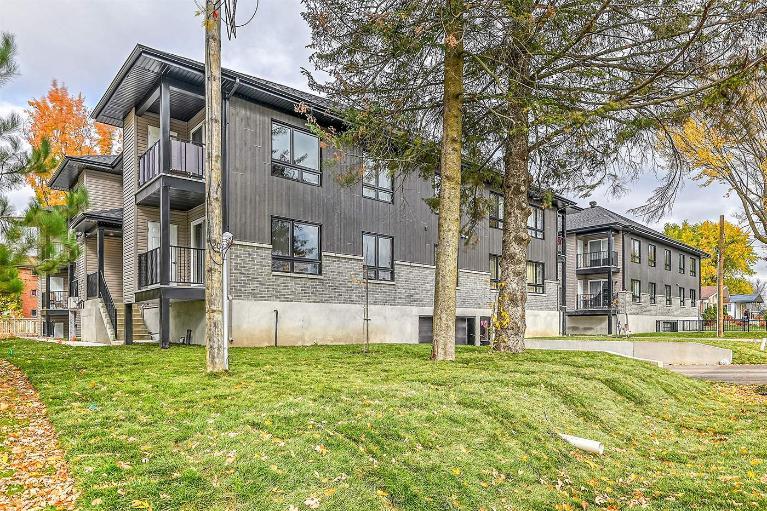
[85, 271, 116, 332]
[45, 290, 68, 309]
[138, 246, 205, 288]
[576, 250, 618, 269]
[577, 292, 615, 310]
[138, 139, 204, 187]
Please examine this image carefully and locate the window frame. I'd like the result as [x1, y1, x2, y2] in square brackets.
[648, 244, 656, 267]
[527, 206, 545, 239]
[363, 232, 394, 281]
[527, 261, 545, 294]
[631, 279, 641, 303]
[690, 288, 697, 307]
[630, 238, 641, 263]
[270, 217, 322, 275]
[664, 249, 672, 271]
[489, 192, 504, 229]
[679, 286, 686, 306]
[362, 158, 393, 203]
[270, 120, 321, 186]
[490, 254, 501, 289]
[665, 284, 672, 306]
[679, 253, 686, 274]
[690, 258, 697, 277]
[649, 282, 656, 304]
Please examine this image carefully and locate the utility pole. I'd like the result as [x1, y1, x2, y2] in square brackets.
[205, 0, 227, 372]
[717, 214, 725, 338]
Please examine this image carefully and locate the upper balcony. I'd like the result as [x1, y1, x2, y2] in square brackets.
[576, 250, 619, 274]
[136, 139, 205, 210]
[43, 290, 69, 310]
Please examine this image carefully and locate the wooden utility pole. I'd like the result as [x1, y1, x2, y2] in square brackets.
[717, 214, 725, 338]
[205, 1, 227, 372]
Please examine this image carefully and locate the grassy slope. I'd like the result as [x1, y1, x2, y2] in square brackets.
[2, 340, 767, 511]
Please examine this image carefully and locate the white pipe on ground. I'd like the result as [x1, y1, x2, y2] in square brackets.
[558, 433, 604, 455]
[761, 338, 766, 351]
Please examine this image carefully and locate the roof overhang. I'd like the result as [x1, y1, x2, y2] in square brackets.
[49, 154, 123, 191]
[92, 45, 341, 129]
[568, 222, 709, 258]
[70, 210, 123, 233]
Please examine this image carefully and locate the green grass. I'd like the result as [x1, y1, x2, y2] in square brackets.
[3, 340, 767, 510]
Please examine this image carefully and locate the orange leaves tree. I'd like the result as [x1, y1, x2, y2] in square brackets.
[25, 80, 118, 206]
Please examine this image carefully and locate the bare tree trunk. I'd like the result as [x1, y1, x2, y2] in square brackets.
[205, 1, 227, 372]
[431, 0, 464, 362]
[717, 214, 724, 338]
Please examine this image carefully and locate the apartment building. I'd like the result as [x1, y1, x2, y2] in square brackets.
[564, 202, 705, 334]
[45, 44, 571, 346]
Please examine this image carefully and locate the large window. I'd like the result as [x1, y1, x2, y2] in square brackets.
[649, 282, 656, 304]
[271, 218, 321, 275]
[664, 249, 672, 271]
[528, 206, 544, 239]
[630, 239, 641, 263]
[271, 121, 321, 185]
[363, 233, 394, 281]
[690, 258, 697, 277]
[690, 288, 697, 307]
[631, 279, 641, 303]
[679, 287, 686, 306]
[362, 159, 393, 203]
[665, 284, 672, 305]
[648, 244, 656, 267]
[490, 254, 500, 289]
[527, 261, 544, 294]
[679, 254, 686, 274]
[489, 192, 504, 229]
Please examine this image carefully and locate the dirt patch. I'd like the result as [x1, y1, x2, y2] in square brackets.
[0, 359, 78, 510]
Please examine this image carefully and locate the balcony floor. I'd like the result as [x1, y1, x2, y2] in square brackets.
[136, 174, 205, 210]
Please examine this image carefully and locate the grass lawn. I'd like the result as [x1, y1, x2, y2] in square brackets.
[2, 339, 767, 510]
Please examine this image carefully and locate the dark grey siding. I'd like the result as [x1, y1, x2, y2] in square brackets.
[621, 232, 701, 294]
[226, 96, 558, 276]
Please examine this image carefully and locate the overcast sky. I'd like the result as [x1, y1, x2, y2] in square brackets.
[2, 0, 765, 277]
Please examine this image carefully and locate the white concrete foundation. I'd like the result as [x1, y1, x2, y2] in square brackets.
[79, 298, 110, 344]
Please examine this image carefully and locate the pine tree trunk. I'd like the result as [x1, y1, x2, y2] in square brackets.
[493, 106, 531, 353]
[431, 0, 464, 362]
[205, 1, 227, 372]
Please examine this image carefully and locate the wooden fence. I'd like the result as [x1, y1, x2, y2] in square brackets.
[0, 318, 40, 339]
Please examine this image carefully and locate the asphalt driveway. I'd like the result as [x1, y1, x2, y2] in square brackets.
[668, 365, 767, 384]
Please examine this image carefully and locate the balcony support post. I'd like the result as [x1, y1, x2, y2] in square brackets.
[97, 226, 105, 281]
[160, 291, 170, 349]
[125, 304, 133, 345]
[159, 184, 170, 286]
[607, 229, 614, 335]
[159, 76, 171, 174]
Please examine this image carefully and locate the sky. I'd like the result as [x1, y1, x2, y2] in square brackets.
[2, 0, 765, 279]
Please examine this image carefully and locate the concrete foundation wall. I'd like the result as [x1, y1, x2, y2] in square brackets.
[80, 298, 110, 344]
[170, 300, 206, 345]
[567, 312, 700, 335]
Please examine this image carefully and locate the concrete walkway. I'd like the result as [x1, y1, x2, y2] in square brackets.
[668, 365, 767, 384]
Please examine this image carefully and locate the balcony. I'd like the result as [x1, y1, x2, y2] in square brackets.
[138, 246, 205, 289]
[576, 250, 618, 272]
[136, 140, 205, 210]
[576, 292, 616, 310]
[44, 290, 68, 310]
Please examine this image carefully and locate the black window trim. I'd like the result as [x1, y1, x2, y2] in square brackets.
[489, 191, 504, 229]
[630, 238, 641, 263]
[648, 244, 656, 267]
[528, 205, 545, 239]
[631, 279, 641, 303]
[362, 159, 394, 203]
[664, 249, 672, 271]
[665, 284, 672, 306]
[689, 257, 696, 277]
[649, 282, 657, 304]
[527, 260, 545, 294]
[679, 253, 686, 274]
[270, 120, 322, 186]
[690, 288, 697, 307]
[363, 231, 394, 281]
[679, 286, 686, 306]
[490, 253, 501, 289]
[270, 216, 322, 275]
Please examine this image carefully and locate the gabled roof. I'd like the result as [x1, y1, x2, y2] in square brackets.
[49, 153, 123, 191]
[700, 285, 728, 301]
[567, 204, 708, 257]
[729, 293, 764, 304]
[92, 44, 337, 128]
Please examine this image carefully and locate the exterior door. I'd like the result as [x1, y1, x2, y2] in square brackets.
[147, 221, 178, 281]
[191, 219, 206, 283]
[588, 280, 609, 307]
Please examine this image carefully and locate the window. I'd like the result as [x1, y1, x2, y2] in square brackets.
[679, 287, 686, 306]
[527, 206, 544, 239]
[432, 174, 441, 198]
[271, 218, 321, 275]
[31, 289, 37, 297]
[271, 121, 321, 185]
[664, 249, 672, 271]
[690, 258, 697, 277]
[363, 233, 393, 281]
[631, 279, 641, 303]
[527, 261, 544, 294]
[690, 288, 697, 307]
[190, 122, 205, 145]
[362, 159, 393, 203]
[31, 309, 37, 317]
[490, 254, 501, 289]
[147, 125, 178, 147]
[679, 254, 686, 274]
[630, 239, 641, 263]
[649, 282, 656, 304]
[489, 192, 504, 229]
[665, 285, 672, 305]
[648, 244, 656, 267]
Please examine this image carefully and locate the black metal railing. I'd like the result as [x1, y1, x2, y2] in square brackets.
[576, 250, 618, 269]
[86, 272, 98, 299]
[138, 139, 204, 187]
[657, 318, 767, 333]
[577, 292, 613, 309]
[138, 246, 205, 288]
[45, 290, 68, 309]
[98, 271, 117, 333]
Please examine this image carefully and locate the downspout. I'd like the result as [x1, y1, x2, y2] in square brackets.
[559, 207, 567, 336]
[222, 77, 240, 234]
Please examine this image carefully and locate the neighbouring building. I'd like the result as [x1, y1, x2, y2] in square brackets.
[17, 259, 39, 319]
[725, 293, 764, 320]
[699, 285, 727, 316]
[564, 202, 706, 334]
[46, 44, 573, 347]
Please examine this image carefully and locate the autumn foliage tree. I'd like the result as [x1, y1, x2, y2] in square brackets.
[25, 80, 117, 206]
[664, 220, 757, 294]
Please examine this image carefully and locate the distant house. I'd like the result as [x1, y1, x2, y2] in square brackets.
[18, 258, 39, 319]
[699, 285, 728, 315]
[725, 293, 764, 320]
